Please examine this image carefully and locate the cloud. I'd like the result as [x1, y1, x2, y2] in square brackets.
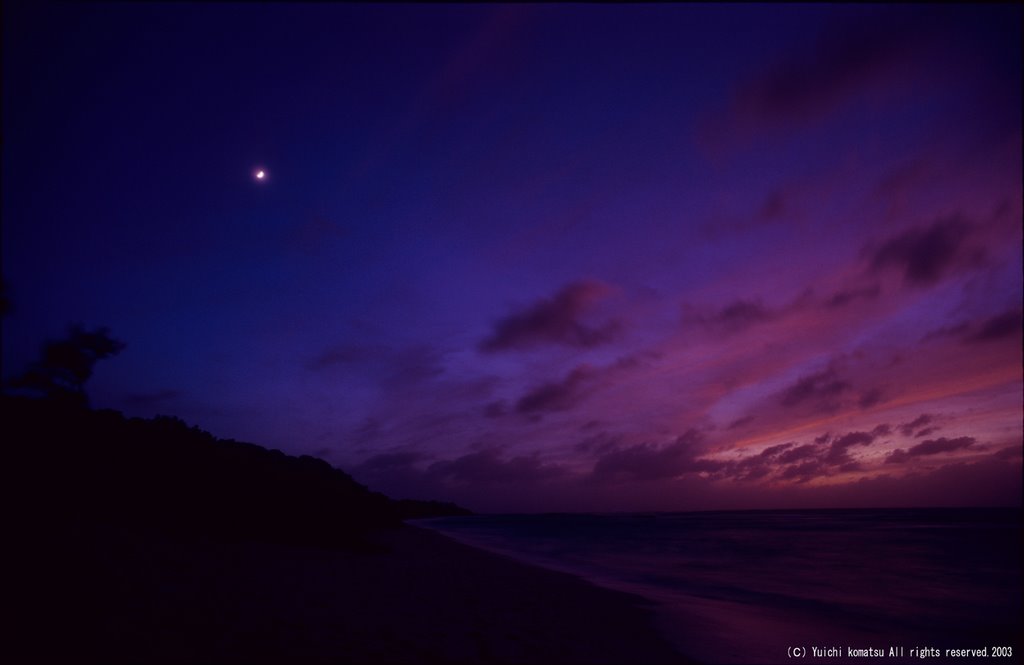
[307, 344, 376, 370]
[574, 431, 623, 455]
[695, 299, 775, 334]
[483, 400, 506, 418]
[833, 431, 875, 448]
[825, 430, 875, 465]
[921, 322, 972, 343]
[758, 189, 788, 222]
[886, 436, 976, 463]
[871, 424, 892, 437]
[993, 446, 1023, 461]
[703, 9, 933, 148]
[780, 460, 826, 483]
[866, 216, 980, 286]
[591, 429, 709, 481]
[724, 442, 799, 482]
[349, 417, 383, 445]
[780, 366, 852, 411]
[516, 365, 597, 414]
[858, 388, 885, 409]
[824, 284, 881, 309]
[428, 448, 567, 485]
[307, 343, 444, 387]
[725, 430, 881, 483]
[965, 308, 1023, 344]
[778, 444, 820, 464]
[727, 415, 756, 430]
[479, 280, 620, 352]
[908, 436, 976, 456]
[899, 414, 932, 437]
[921, 308, 1022, 346]
[760, 442, 794, 457]
[352, 445, 568, 503]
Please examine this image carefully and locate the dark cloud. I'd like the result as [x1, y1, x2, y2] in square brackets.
[965, 308, 1023, 344]
[727, 415, 755, 430]
[874, 158, 931, 209]
[429, 449, 567, 485]
[349, 417, 383, 445]
[714, 300, 773, 330]
[921, 322, 971, 343]
[780, 460, 826, 483]
[833, 431, 875, 448]
[758, 189, 788, 221]
[307, 344, 369, 370]
[914, 427, 939, 438]
[574, 431, 623, 455]
[591, 430, 708, 481]
[921, 308, 1022, 346]
[736, 431, 879, 477]
[826, 431, 875, 465]
[814, 432, 832, 445]
[886, 436, 976, 463]
[483, 400, 506, 418]
[736, 464, 773, 481]
[899, 414, 932, 437]
[688, 299, 776, 335]
[760, 442, 793, 457]
[871, 424, 892, 437]
[858, 388, 885, 409]
[308, 344, 444, 388]
[780, 367, 852, 411]
[778, 444, 819, 464]
[722, 443, 799, 482]
[383, 346, 445, 386]
[993, 446, 1023, 461]
[908, 436, 976, 456]
[885, 450, 905, 464]
[516, 365, 596, 414]
[825, 284, 881, 308]
[479, 280, 620, 352]
[867, 217, 980, 286]
[711, 10, 931, 141]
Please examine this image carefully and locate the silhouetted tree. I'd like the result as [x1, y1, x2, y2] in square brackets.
[9, 325, 125, 406]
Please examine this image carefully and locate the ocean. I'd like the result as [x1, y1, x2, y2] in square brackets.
[413, 508, 1021, 664]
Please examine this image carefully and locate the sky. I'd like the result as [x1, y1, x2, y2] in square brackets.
[3, 2, 1021, 512]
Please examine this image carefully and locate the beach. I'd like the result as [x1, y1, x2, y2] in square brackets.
[10, 523, 687, 664]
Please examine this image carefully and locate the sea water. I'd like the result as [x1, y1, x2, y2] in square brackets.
[414, 508, 1021, 664]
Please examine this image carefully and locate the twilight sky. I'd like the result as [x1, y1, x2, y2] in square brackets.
[3, 2, 1021, 512]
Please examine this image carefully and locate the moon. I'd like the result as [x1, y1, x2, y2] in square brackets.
[253, 167, 268, 182]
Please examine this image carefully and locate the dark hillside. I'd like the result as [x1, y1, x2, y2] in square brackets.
[3, 395, 468, 550]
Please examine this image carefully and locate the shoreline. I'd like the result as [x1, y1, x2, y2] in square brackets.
[11, 522, 690, 664]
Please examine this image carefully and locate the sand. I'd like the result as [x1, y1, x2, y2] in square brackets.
[10, 523, 688, 664]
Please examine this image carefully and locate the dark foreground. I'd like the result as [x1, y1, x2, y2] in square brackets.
[9, 522, 687, 664]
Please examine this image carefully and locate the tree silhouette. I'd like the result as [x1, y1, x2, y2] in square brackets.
[10, 325, 126, 405]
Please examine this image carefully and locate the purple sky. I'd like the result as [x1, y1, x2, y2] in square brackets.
[3, 3, 1021, 512]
